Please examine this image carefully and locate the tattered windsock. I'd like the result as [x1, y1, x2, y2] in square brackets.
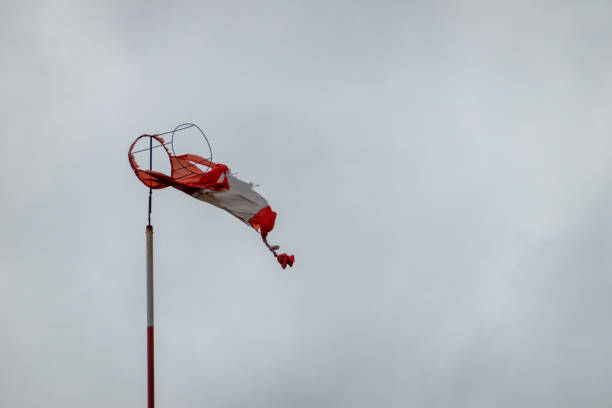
[129, 135, 294, 269]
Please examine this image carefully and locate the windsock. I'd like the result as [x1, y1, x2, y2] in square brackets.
[129, 135, 294, 269]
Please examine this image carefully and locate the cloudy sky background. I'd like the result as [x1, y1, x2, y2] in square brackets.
[2, 1, 612, 406]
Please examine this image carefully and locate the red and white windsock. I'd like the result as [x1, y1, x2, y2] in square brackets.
[129, 135, 295, 269]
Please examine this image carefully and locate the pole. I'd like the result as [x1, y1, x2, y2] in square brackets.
[146, 225, 154, 408]
[146, 135, 154, 408]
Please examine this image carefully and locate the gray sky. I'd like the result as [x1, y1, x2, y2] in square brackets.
[2, 1, 612, 407]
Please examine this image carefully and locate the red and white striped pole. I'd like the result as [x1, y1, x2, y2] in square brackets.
[146, 224, 154, 408]
[146, 135, 155, 408]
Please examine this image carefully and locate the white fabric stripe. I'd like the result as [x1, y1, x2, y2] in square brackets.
[190, 174, 268, 223]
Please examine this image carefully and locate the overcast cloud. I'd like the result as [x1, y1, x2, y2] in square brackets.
[1, 1, 612, 407]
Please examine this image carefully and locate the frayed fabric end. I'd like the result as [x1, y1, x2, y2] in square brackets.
[277, 253, 295, 269]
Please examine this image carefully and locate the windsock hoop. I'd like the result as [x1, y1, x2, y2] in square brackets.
[128, 123, 214, 189]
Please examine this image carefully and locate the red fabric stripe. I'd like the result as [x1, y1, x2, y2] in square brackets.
[249, 206, 276, 238]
